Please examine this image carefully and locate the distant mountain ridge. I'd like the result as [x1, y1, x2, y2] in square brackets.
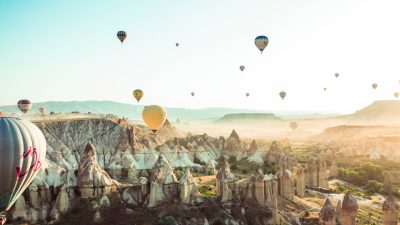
[345, 100, 400, 124]
[0, 100, 266, 121]
[216, 113, 280, 123]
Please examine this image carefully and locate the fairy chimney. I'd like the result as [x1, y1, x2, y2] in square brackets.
[382, 196, 399, 225]
[319, 199, 336, 225]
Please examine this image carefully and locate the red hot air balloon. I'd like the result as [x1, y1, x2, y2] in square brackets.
[0, 117, 46, 219]
[17, 99, 32, 114]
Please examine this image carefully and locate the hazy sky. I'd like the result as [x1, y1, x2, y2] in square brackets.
[1, 0, 400, 113]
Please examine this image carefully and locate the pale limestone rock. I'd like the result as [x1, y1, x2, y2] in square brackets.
[308, 158, 318, 187]
[205, 159, 216, 175]
[340, 192, 358, 225]
[51, 185, 70, 214]
[99, 194, 111, 208]
[179, 168, 198, 204]
[77, 143, 116, 198]
[319, 199, 336, 225]
[382, 196, 399, 225]
[317, 159, 329, 188]
[329, 160, 338, 178]
[216, 159, 235, 202]
[277, 163, 294, 201]
[148, 155, 178, 207]
[11, 195, 27, 220]
[251, 169, 265, 206]
[295, 167, 305, 197]
[93, 210, 102, 223]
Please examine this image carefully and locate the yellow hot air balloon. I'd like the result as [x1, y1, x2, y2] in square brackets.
[133, 89, 144, 102]
[142, 105, 167, 132]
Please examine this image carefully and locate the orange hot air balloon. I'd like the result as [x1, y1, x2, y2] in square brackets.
[289, 122, 298, 130]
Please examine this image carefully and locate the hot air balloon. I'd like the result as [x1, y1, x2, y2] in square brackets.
[372, 83, 378, 90]
[289, 122, 298, 130]
[279, 91, 286, 100]
[142, 105, 167, 132]
[39, 107, 45, 115]
[254, 35, 269, 54]
[240, 65, 245, 72]
[117, 31, 127, 43]
[0, 117, 46, 218]
[395, 92, 399, 98]
[335, 73, 339, 78]
[17, 99, 32, 114]
[324, 88, 327, 91]
[176, 43, 179, 47]
[246, 93, 250, 97]
[133, 89, 144, 103]
[191, 92, 195, 97]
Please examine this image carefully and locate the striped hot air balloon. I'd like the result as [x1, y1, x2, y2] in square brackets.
[0, 117, 46, 215]
[117, 31, 127, 43]
[17, 100, 32, 114]
[254, 35, 269, 54]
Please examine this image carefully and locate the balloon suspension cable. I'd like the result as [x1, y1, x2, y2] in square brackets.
[0, 211, 6, 225]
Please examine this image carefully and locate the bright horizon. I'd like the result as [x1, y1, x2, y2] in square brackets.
[1, 0, 400, 114]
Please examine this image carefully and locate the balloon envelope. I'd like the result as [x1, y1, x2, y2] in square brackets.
[0, 118, 46, 211]
[39, 107, 45, 115]
[372, 83, 378, 89]
[176, 43, 179, 47]
[117, 31, 127, 43]
[133, 89, 144, 103]
[395, 92, 399, 98]
[191, 92, 195, 97]
[289, 122, 298, 130]
[254, 35, 269, 53]
[246, 93, 249, 97]
[142, 105, 167, 132]
[335, 73, 339, 78]
[17, 100, 32, 114]
[324, 88, 327, 91]
[240, 65, 245, 72]
[279, 91, 286, 100]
